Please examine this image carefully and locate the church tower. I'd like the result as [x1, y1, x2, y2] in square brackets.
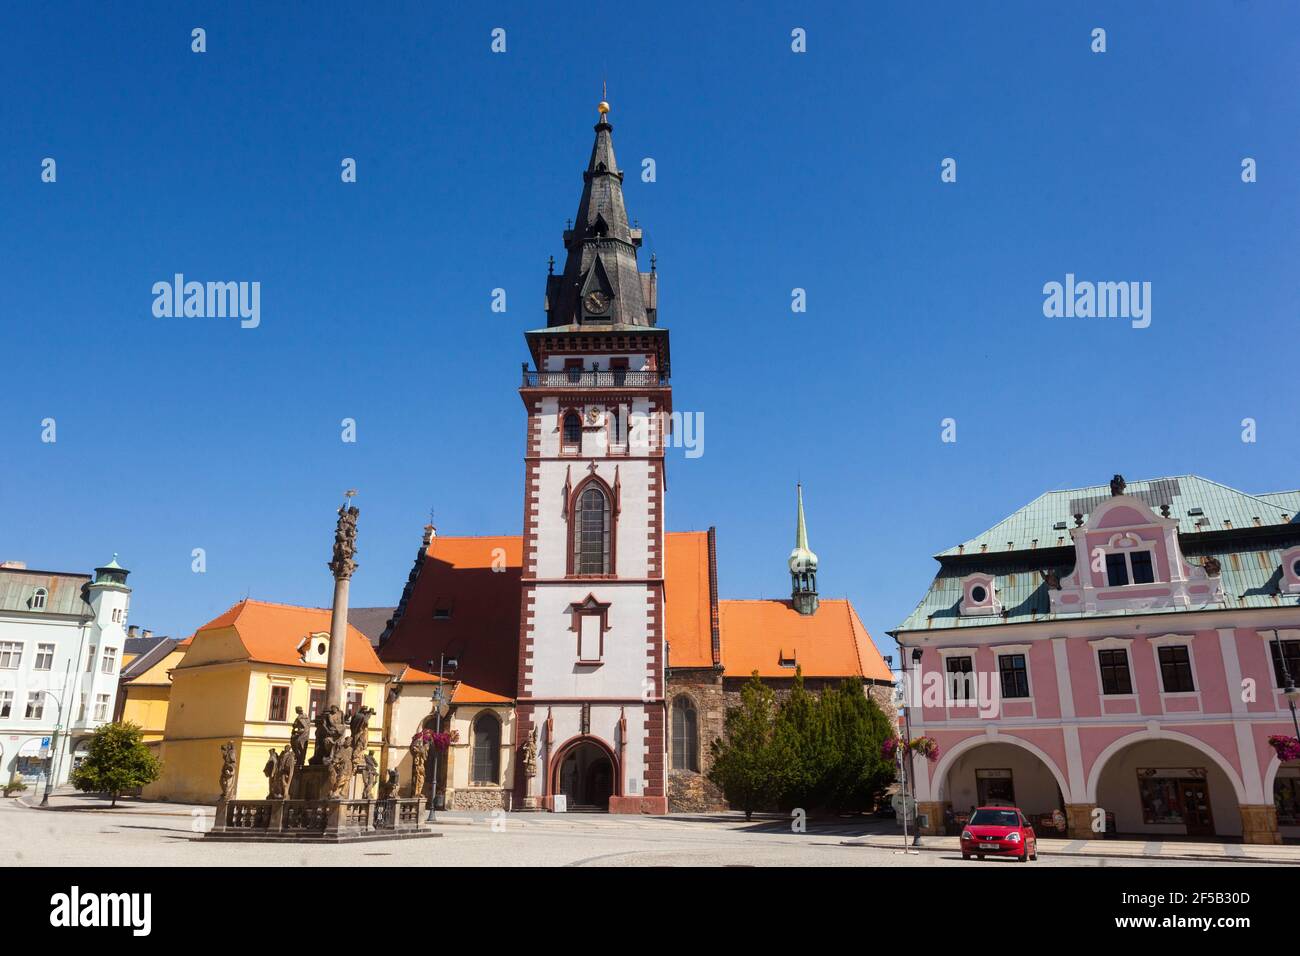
[514, 99, 669, 813]
[789, 484, 819, 615]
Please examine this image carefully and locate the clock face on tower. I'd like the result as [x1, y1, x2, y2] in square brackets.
[584, 290, 610, 315]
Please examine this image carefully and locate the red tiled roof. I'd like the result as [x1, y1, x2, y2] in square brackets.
[379, 536, 523, 701]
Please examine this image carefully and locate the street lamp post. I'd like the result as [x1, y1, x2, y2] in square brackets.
[425, 654, 457, 823]
[40, 689, 65, 807]
[903, 646, 924, 847]
[1274, 631, 1300, 740]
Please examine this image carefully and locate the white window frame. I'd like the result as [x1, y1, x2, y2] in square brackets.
[1095, 533, 1159, 588]
[93, 694, 110, 722]
[85, 645, 96, 672]
[936, 646, 979, 708]
[1089, 636, 1137, 701]
[992, 643, 1035, 706]
[1149, 634, 1201, 705]
[0, 641, 23, 670]
[24, 691, 44, 720]
[33, 643, 55, 671]
[100, 646, 118, 675]
[31, 588, 48, 610]
[0, 690, 12, 719]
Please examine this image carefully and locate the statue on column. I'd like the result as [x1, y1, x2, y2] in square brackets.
[410, 731, 431, 798]
[290, 706, 311, 768]
[219, 741, 237, 801]
[329, 501, 360, 579]
[263, 748, 280, 799]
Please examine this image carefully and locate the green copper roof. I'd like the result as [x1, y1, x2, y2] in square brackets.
[939, 476, 1295, 558]
[895, 476, 1300, 635]
[789, 483, 818, 571]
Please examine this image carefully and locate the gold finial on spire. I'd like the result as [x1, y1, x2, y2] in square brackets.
[598, 79, 610, 116]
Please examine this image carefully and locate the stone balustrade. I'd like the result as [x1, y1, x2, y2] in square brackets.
[207, 797, 431, 843]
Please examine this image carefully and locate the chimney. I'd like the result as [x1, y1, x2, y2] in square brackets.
[0, 561, 27, 569]
[142, 629, 152, 641]
[128, 625, 139, 638]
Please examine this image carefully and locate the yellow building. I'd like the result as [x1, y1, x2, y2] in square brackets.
[145, 599, 390, 803]
[115, 637, 190, 746]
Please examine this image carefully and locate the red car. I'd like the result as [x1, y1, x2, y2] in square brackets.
[960, 806, 1038, 861]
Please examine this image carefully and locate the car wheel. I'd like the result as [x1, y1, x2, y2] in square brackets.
[977, 854, 985, 861]
[962, 853, 971, 860]
[1031, 844, 1038, 861]
[1018, 845, 1029, 862]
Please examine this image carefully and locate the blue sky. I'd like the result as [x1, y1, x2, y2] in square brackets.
[3, 1, 1298, 660]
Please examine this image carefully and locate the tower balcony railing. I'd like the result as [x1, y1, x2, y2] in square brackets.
[521, 367, 668, 388]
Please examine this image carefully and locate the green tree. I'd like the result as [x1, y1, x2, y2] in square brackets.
[772, 667, 834, 810]
[708, 672, 786, 819]
[69, 721, 162, 807]
[818, 682, 896, 813]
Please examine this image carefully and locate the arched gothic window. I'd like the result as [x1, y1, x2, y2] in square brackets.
[573, 486, 611, 574]
[471, 712, 501, 785]
[562, 411, 582, 451]
[671, 695, 699, 771]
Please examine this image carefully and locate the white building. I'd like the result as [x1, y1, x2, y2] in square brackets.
[0, 557, 131, 790]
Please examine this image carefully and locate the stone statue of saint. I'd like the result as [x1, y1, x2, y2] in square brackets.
[359, 752, 379, 800]
[312, 704, 347, 765]
[522, 726, 538, 779]
[409, 731, 431, 798]
[329, 504, 359, 579]
[263, 748, 280, 799]
[275, 748, 296, 800]
[219, 741, 237, 801]
[290, 706, 311, 768]
[328, 736, 354, 798]
[349, 705, 375, 754]
[379, 768, 399, 801]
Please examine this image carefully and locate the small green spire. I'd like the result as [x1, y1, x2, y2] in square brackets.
[788, 484, 819, 615]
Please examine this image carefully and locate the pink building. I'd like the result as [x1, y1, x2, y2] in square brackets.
[892, 475, 1300, 844]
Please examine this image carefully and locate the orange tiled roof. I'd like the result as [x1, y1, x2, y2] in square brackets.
[184, 599, 390, 676]
[378, 530, 890, 692]
[380, 535, 523, 700]
[718, 598, 893, 682]
[452, 682, 514, 705]
[665, 531, 714, 668]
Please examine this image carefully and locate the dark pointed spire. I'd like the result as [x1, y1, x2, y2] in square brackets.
[545, 98, 656, 328]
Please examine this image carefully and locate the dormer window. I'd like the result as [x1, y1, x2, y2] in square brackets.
[1281, 547, 1300, 595]
[30, 588, 47, 610]
[778, 650, 797, 668]
[1105, 545, 1156, 586]
[960, 573, 1001, 616]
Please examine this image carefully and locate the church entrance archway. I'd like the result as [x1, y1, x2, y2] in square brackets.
[550, 736, 617, 811]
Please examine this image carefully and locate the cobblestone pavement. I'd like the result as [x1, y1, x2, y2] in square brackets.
[1, 794, 1281, 867]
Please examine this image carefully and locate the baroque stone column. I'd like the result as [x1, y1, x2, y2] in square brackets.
[325, 497, 359, 711]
